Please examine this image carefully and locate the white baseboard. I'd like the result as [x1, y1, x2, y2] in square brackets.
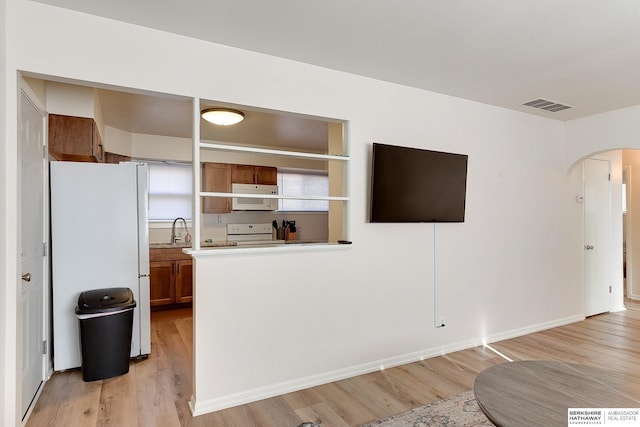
[481, 314, 585, 345]
[611, 304, 627, 313]
[190, 313, 585, 416]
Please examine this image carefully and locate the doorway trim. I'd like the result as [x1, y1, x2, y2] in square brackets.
[17, 78, 51, 423]
[577, 152, 626, 315]
[583, 157, 612, 316]
[623, 165, 632, 300]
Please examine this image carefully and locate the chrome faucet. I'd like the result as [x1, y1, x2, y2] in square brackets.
[171, 217, 188, 245]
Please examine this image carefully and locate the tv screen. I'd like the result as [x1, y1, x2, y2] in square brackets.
[370, 143, 468, 223]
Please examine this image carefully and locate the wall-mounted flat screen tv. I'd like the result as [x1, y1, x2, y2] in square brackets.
[370, 143, 468, 223]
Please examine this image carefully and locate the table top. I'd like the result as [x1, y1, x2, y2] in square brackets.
[473, 360, 640, 427]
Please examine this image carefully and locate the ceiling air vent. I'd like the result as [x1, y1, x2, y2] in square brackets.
[522, 98, 572, 112]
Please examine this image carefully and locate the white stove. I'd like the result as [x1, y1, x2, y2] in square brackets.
[226, 223, 284, 246]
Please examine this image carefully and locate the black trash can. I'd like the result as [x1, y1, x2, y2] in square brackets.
[75, 287, 137, 382]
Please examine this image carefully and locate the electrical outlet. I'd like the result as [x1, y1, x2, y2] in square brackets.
[439, 316, 446, 327]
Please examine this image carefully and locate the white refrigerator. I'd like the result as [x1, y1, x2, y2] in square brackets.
[50, 161, 151, 371]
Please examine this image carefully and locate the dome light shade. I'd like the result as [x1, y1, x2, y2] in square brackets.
[201, 108, 245, 126]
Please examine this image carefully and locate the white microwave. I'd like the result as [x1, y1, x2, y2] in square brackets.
[231, 183, 278, 211]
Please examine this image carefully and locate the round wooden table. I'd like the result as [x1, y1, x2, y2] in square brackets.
[473, 360, 640, 427]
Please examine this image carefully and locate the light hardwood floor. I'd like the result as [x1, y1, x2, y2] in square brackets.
[27, 300, 640, 426]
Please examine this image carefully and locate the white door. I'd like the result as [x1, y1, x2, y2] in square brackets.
[584, 158, 611, 316]
[20, 90, 46, 418]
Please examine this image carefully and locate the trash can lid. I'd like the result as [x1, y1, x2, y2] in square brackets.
[75, 287, 136, 315]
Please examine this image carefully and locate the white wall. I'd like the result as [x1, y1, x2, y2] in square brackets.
[46, 82, 95, 118]
[0, 0, 628, 422]
[567, 110, 640, 306]
[566, 105, 640, 168]
[623, 151, 640, 299]
[2, 0, 22, 423]
[103, 125, 133, 156]
[0, 0, 10, 422]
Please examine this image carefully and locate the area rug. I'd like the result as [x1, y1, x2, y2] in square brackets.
[360, 390, 493, 427]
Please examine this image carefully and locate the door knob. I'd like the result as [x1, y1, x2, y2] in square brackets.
[585, 245, 595, 250]
[21, 272, 31, 282]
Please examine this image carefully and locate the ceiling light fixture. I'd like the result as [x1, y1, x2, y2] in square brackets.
[201, 108, 245, 126]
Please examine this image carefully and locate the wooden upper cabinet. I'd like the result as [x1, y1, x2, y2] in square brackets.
[201, 163, 277, 213]
[104, 152, 131, 164]
[231, 164, 255, 184]
[202, 162, 231, 213]
[255, 166, 278, 184]
[49, 114, 104, 162]
[232, 165, 277, 185]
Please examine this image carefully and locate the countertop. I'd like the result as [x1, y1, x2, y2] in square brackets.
[150, 239, 330, 251]
[150, 240, 328, 249]
[149, 242, 237, 249]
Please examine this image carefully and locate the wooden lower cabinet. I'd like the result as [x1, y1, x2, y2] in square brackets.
[149, 248, 193, 308]
[149, 261, 175, 306]
[175, 260, 193, 304]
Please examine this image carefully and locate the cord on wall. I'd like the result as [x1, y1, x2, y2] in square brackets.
[434, 223, 445, 328]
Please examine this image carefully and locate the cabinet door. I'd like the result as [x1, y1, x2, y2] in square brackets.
[150, 261, 175, 306]
[255, 166, 277, 185]
[48, 114, 102, 162]
[232, 165, 277, 184]
[105, 152, 131, 164]
[231, 164, 255, 184]
[202, 163, 231, 213]
[175, 260, 193, 304]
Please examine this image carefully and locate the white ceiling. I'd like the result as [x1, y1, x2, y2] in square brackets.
[34, 0, 640, 138]
[96, 89, 330, 151]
